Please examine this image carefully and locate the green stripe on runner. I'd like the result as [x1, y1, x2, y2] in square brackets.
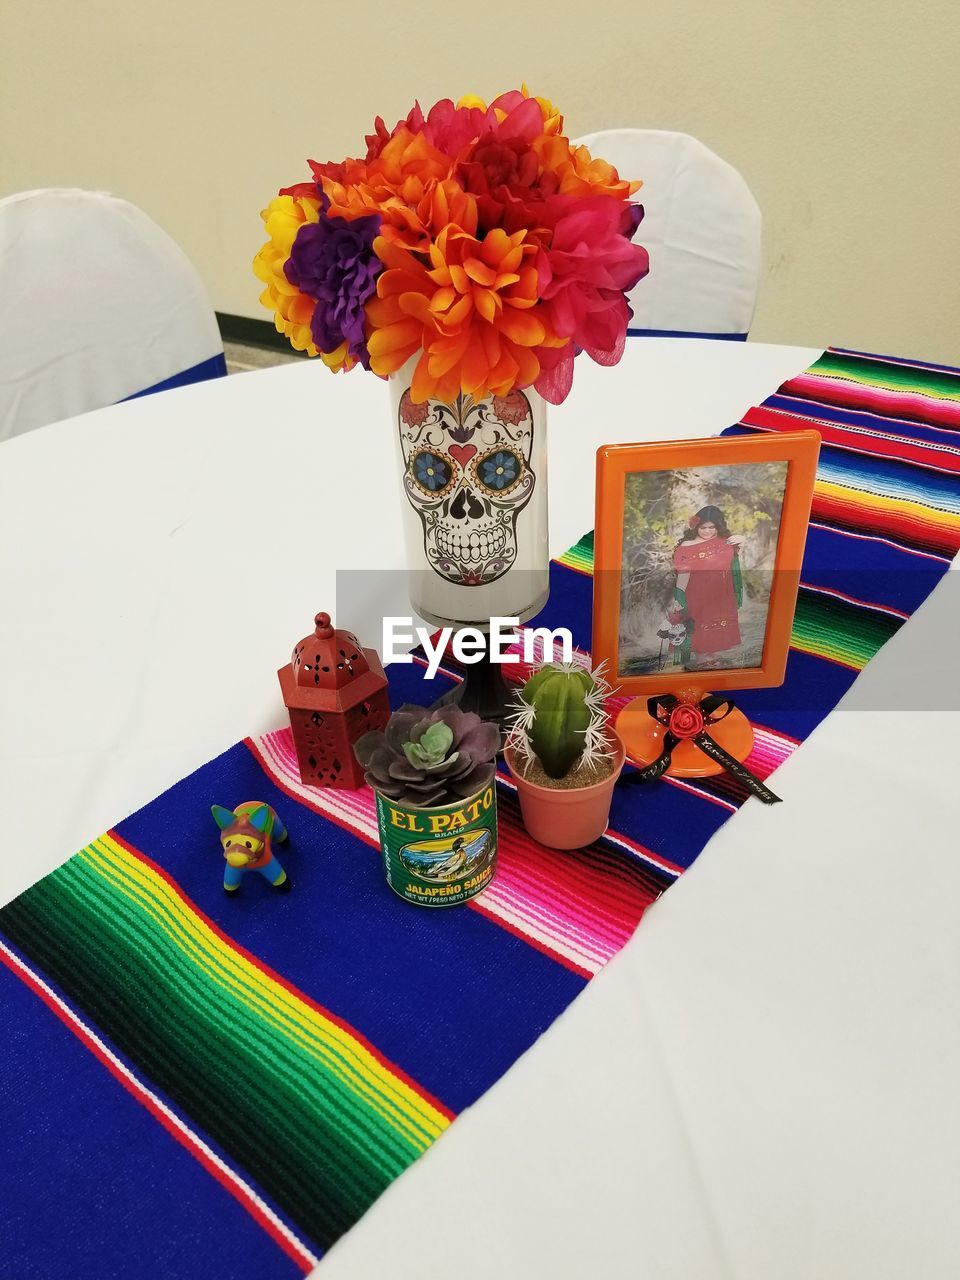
[791, 591, 901, 669]
[812, 352, 960, 400]
[0, 853, 427, 1249]
[0, 877, 397, 1244]
[557, 530, 595, 573]
[83, 839, 441, 1149]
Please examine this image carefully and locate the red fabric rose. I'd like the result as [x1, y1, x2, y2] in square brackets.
[668, 703, 704, 738]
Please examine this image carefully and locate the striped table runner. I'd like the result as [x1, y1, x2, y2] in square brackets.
[1, 348, 958, 1278]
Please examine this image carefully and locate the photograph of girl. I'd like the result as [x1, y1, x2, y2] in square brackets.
[617, 461, 788, 676]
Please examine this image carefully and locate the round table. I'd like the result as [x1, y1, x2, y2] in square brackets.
[2, 339, 958, 1280]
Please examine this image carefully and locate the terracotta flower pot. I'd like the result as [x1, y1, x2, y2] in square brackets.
[504, 731, 626, 850]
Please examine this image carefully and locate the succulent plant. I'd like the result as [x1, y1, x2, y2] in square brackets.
[354, 703, 500, 807]
[506, 661, 614, 781]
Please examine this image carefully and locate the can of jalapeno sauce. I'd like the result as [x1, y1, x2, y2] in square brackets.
[373, 782, 498, 907]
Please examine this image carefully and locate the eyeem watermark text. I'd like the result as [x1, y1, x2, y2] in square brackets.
[384, 616, 574, 679]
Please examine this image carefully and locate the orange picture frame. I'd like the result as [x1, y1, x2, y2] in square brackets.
[592, 430, 821, 701]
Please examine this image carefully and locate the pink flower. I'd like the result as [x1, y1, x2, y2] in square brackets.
[364, 99, 496, 163]
[420, 99, 496, 156]
[533, 196, 649, 403]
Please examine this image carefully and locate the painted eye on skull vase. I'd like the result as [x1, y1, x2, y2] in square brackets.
[475, 449, 522, 493]
[411, 450, 453, 494]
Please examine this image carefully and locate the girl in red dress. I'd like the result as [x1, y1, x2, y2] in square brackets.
[671, 505, 744, 669]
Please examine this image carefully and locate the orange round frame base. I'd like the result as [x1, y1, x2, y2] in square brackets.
[616, 698, 755, 778]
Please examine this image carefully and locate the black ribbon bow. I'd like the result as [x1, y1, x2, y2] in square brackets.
[632, 694, 781, 805]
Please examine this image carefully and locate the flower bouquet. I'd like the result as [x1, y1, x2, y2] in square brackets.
[254, 88, 649, 405]
[254, 89, 649, 688]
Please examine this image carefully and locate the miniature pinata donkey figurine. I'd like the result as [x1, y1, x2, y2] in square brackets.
[211, 802, 290, 894]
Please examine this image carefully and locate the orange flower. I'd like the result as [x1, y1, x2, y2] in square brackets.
[315, 129, 477, 253]
[366, 226, 567, 402]
[535, 135, 641, 200]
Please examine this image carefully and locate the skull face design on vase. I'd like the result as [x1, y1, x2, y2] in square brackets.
[398, 387, 536, 586]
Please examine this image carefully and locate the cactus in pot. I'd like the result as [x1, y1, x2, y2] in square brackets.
[505, 661, 624, 849]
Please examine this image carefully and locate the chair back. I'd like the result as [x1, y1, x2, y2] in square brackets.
[0, 189, 226, 441]
[573, 129, 761, 339]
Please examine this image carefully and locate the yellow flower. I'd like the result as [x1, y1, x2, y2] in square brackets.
[253, 195, 328, 358]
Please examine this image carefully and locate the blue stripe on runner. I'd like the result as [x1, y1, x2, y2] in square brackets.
[762, 395, 960, 449]
[816, 454, 960, 512]
[114, 741, 587, 1115]
[0, 952, 303, 1279]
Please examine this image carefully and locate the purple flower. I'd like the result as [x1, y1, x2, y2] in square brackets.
[284, 206, 382, 368]
[623, 202, 644, 240]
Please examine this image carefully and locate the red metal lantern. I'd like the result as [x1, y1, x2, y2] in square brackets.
[278, 612, 391, 789]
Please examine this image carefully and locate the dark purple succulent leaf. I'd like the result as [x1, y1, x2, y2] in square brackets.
[387, 756, 429, 781]
[394, 703, 430, 719]
[407, 715, 436, 746]
[429, 704, 467, 737]
[401, 785, 448, 806]
[445, 763, 496, 797]
[453, 719, 500, 763]
[401, 778, 448, 800]
[442, 753, 472, 775]
[385, 711, 422, 752]
[364, 746, 406, 788]
[403, 775, 446, 794]
[354, 730, 387, 768]
[365, 772, 406, 799]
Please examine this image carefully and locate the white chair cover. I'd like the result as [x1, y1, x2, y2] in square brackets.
[573, 130, 762, 339]
[0, 189, 225, 441]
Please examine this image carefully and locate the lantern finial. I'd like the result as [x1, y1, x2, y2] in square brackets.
[314, 612, 333, 638]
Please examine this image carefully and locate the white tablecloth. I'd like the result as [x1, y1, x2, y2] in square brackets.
[2, 340, 958, 1279]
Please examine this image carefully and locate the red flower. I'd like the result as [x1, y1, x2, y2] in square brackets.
[455, 98, 555, 233]
[491, 390, 529, 425]
[668, 703, 704, 739]
[399, 388, 430, 427]
[688, 515, 700, 529]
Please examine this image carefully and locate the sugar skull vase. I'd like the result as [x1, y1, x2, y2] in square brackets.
[391, 360, 550, 629]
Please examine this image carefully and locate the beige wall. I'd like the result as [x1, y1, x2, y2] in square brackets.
[3, 0, 959, 362]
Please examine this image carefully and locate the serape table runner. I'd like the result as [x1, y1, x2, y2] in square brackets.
[2, 348, 958, 1278]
